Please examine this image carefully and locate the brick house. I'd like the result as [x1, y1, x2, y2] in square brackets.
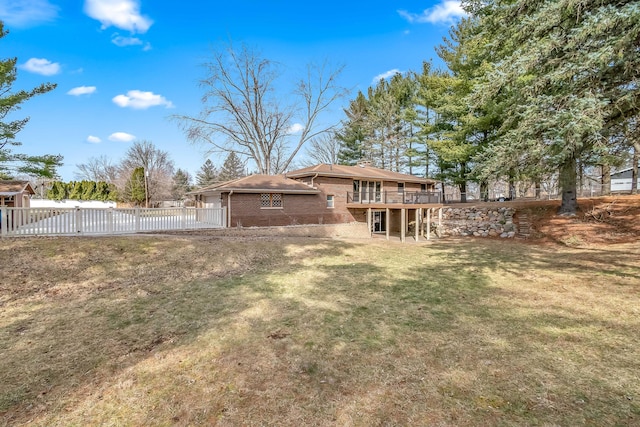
[192, 163, 442, 240]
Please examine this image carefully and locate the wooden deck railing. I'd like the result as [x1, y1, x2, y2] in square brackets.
[347, 191, 442, 205]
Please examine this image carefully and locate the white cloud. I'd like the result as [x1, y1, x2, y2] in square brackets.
[0, 0, 58, 27]
[67, 86, 97, 96]
[112, 90, 174, 109]
[287, 123, 305, 135]
[108, 132, 136, 142]
[111, 34, 143, 47]
[87, 135, 102, 144]
[372, 69, 402, 84]
[21, 58, 61, 76]
[84, 0, 153, 33]
[398, 1, 466, 24]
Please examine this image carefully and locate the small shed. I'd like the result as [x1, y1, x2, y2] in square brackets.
[0, 180, 35, 207]
[611, 167, 640, 192]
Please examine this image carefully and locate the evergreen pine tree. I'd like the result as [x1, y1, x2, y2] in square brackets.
[218, 152, 245, 181]
[196, 159, 219, 187]
[171, 169, 193, 201]
[124, 167, 146, 206]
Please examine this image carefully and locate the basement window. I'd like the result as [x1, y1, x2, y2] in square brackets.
[327, 195, 335, 208]
[261, 193, 283, 208]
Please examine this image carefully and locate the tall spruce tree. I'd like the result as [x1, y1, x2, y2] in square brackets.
[463, 0, 640, 214]
[218, 152, 245, 181]
[124, 167, 147, 206]
[337, 92, 369, 165]
[196, 159, 219, 187]
[171, 169, 193, 201]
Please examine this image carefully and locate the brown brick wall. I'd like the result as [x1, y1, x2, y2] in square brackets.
[228, 191, 355, 228]
[223, 175, 434, 228]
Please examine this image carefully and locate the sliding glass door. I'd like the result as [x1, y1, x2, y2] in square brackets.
[354, 180, 381, 203]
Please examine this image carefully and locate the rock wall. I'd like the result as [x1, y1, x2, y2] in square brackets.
[439, 207, 516, 238]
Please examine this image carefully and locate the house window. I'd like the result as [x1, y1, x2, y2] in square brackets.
[261, 193, 283, 208]
[327, 195, 335, 208]
[397, 182, 405, 193]
[421, 183, 426, 192]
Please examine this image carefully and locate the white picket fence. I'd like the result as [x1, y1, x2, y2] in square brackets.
[0, 207, 226, 237]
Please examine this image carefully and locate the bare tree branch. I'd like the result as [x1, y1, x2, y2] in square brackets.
[173, 42, 345, 174]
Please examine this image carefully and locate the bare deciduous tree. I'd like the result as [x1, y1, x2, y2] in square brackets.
[75, 155, 118, 182]
[174, 42, 346, 175]
[118, 140, 175, 205]
[303, 134, 341, 166]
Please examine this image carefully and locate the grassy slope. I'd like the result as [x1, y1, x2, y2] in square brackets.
[1, 236, 639, 426]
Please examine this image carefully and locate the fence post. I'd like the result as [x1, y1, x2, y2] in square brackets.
[75, 206, 82, 234]
[0, 206, 6, 237]
[107, 207, 114, 235]
[135, 207, 140, 232]
[182, 206, 187, 230]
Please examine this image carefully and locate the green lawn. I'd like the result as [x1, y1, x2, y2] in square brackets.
[1, 236, 639, 426]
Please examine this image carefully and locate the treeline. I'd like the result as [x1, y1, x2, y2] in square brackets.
[336, 0, 640, 212]
[47, 180, 117, 201]
[71, 141, 247, 206]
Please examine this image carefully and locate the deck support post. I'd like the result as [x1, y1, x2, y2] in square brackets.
[415, 209, 420, 241]
[401, 208, 406, 243]
[385, 208, 390, 240]
[367, 208, 372, 237]
[427, 208, 431, 240]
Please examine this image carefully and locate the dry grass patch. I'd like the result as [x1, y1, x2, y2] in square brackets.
[1, 236, 639, 426]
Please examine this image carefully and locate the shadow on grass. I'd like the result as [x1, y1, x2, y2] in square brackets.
[1, 237, 638, 426]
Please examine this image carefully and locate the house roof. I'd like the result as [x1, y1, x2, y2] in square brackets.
[190, 174, 320, 195]
[610, 167, 638, 179]
[286, 163, 438, 184]
[0, 180, 35, 196]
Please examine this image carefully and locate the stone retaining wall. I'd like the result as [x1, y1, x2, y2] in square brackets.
[439, 207, 516, 238]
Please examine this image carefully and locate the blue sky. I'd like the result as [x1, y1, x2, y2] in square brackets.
[1, 0, 465, 181]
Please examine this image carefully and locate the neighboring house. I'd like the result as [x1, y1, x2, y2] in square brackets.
[611, 167, 640, 192]
[191, 163, 442, 239]
[0, 180, 35, 208]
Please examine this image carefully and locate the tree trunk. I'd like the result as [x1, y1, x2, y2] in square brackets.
[558, 156, 578, 215]
[408, 138, 413, 176]
[632, 141, 640, 195]
[460, 181, 468, 203]
[578, 160, 584, 198]
[534, 179, 541, 199]
[459, 163, 467, 203]
[601, 164, 611, 196]
[508, 176, 516, 200]
[424, 146, 430, 178]
[480, 181, 489, 202]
